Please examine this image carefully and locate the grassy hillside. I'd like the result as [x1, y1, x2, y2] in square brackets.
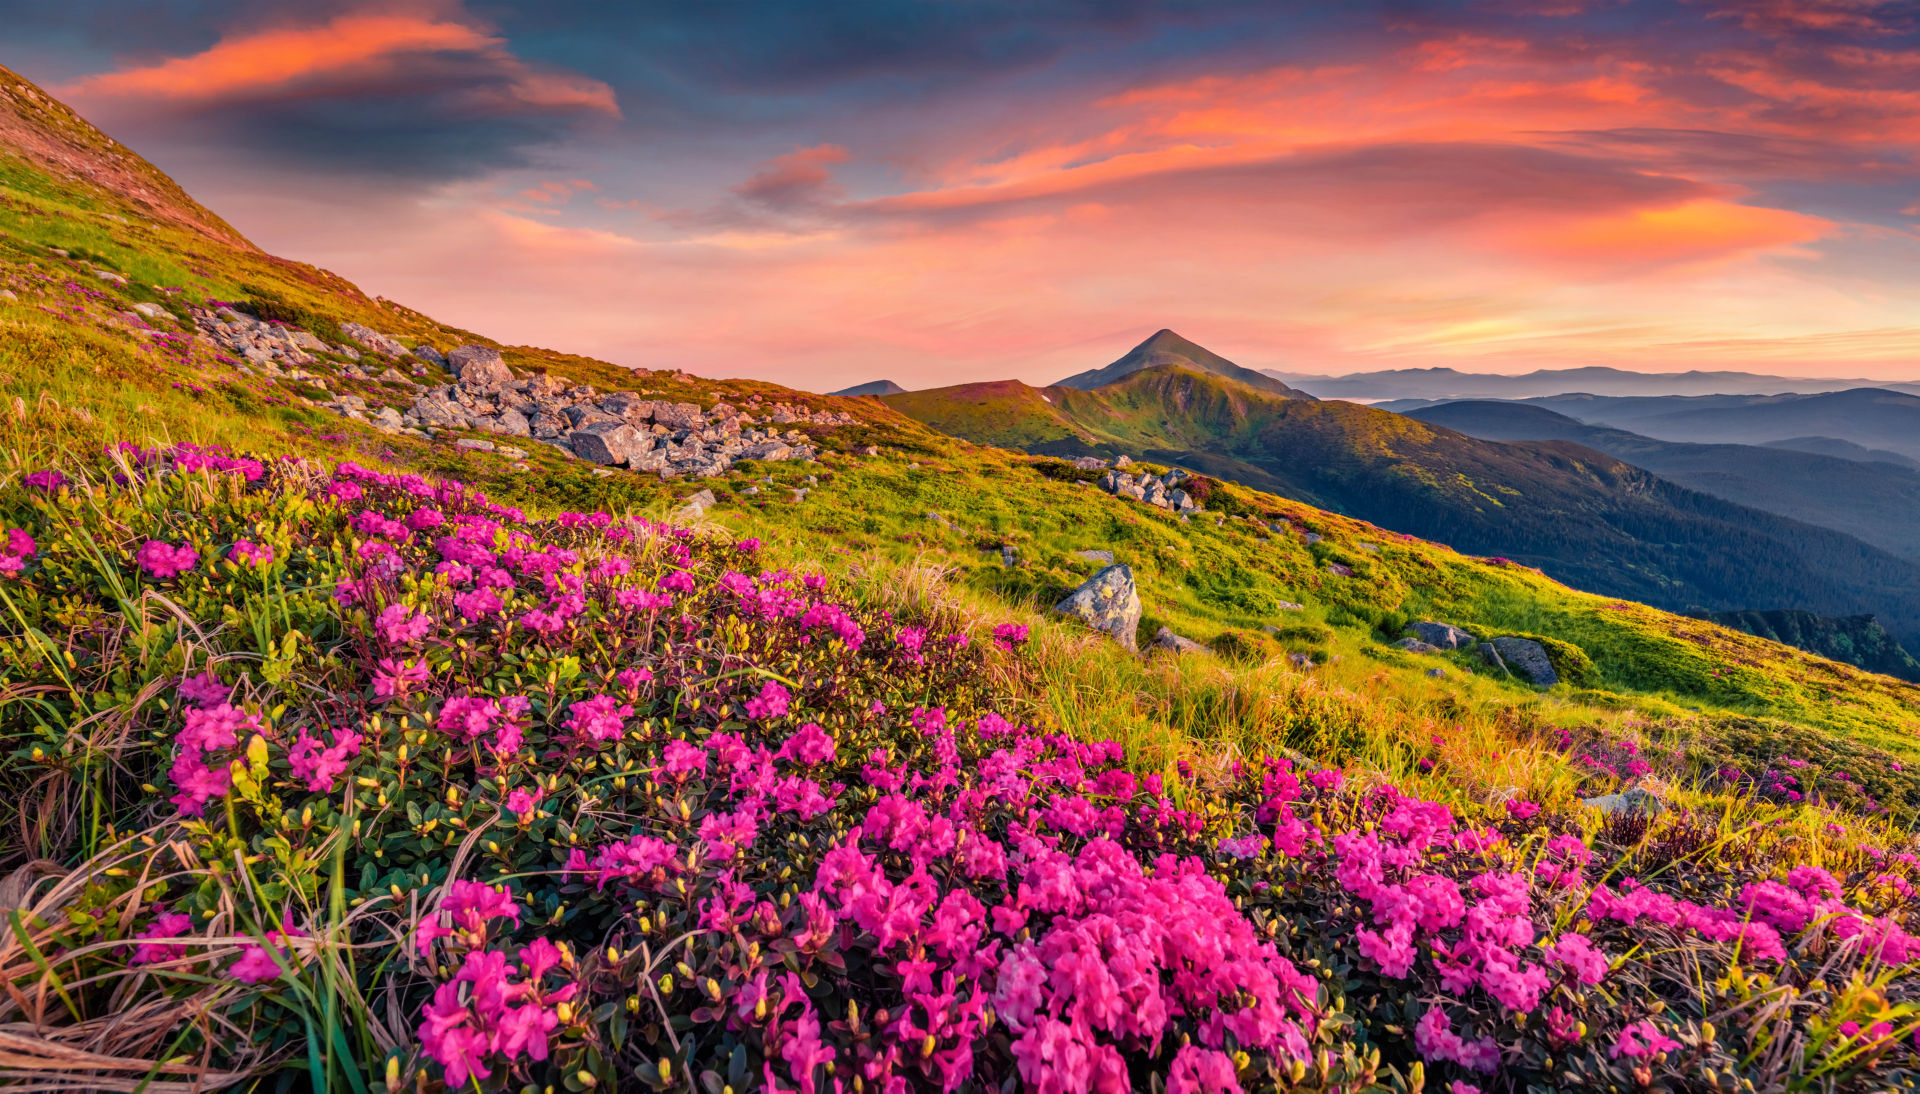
[10, 61, 1920, 1094]
[884, 364, 1920, 645]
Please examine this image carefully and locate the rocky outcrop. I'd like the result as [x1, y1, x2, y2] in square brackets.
[1394, 637, 1441, 654]
[1054, 565, 1143, 651]
[1096, 465, 1202, 514]
[1410, 622, 1477, 650]
[190, 306, 319, 372]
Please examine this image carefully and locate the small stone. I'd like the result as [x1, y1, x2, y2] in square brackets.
[1582, 787, 1666, 816]
[1393, 637, 1440, 653]
[677, 488, 718, 521]
[1074, 549, 1115, 564]
[453, 438, 495, 452]
[1325, 562, 1353, 577]
[1277, 601, 1304, 611]
[1149, 626, 1209, 655]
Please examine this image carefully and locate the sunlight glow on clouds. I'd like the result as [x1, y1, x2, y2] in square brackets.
[19, 0, 1920, 389]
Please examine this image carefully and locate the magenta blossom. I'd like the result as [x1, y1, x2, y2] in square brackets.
[229, 538, 275, 566]
[135, 539, 198, 578]
[23, 468, 67, 491]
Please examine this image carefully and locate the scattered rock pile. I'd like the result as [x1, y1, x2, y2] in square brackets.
[400, 344, 840, 478]
[1097, 465, 1202, 514]
[191, 307, 323, 370]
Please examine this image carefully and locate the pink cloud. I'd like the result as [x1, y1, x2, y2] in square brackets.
[65, 9, 617, 118]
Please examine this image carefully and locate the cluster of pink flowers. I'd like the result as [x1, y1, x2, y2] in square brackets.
[286, 726, 362, 792]
[23, 468, 66, 491]
[564, 695, 631, 743]
[228, 538, 274, 567]
[416, 885, 577, 1087]
[0, 527, 34, 576]
[135, 539, 198, 579]
[169, 694, 260, 816]
[439, 695, 533, 754]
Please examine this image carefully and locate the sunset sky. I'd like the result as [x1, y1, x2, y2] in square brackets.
[8, 1, 1920, 390]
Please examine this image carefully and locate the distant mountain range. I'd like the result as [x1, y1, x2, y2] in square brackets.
[1405, 400, 1920, 564]
[1386, 389, 1920, 464]
[882, 332, 1920, 648]
[1270, 365, 1920, 402]
[829, 380, 907, 397]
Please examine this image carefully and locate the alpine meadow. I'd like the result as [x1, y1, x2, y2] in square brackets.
[7, 5, 1920, 1094]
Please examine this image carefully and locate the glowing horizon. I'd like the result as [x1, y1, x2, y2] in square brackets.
[10, 1, 1920, 389]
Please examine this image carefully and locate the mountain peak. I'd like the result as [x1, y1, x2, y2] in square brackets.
[1054, 329, 1314, 399]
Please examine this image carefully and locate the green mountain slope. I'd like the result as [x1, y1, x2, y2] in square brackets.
[1407, 400, 1920, 564]
[1684, 609, 1920, 683]
[1054, 327, 1312, 398]
[886, 364, 1920, 645]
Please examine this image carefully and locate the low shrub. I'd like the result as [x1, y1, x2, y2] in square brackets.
[3, 444, 1920, 1093]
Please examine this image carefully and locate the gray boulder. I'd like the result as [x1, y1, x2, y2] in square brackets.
[1582, 787, 1666, 817]
[1410, 621, 1477, 650]
[447, 344, 515, 388]
[488, 408, 533, 437]
[413, 344, 448, 367]
[1490, 637, 1558, 687]
[654, 402, 706, 431]
[1054, 564, 1143, 651]
[570, 420, 647, 466]
[340, 321, 407, 356]
[1393, 637, 1441, 654]
[1149, 626, 1209, 655]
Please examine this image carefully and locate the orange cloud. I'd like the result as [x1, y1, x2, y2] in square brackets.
[67, 10, 617, 116]
[1505, 198, 1830, 268]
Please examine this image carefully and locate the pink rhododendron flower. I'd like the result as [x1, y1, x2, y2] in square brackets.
[136, 539, 197, 578]
[24, 468, 66, 491]
[565, 695, 632, 743]
[287, 726, 362, 792]
[778, 722, 836, 766]
[130, 912, 194, 965]
[662, 739, 708, 778]
[373, 658, 431, 700]
[376, 603, 434, 644]
[1611, 1020, 1680, 1059]
[745, 679, 791, 721]
[229, 539, 274, 566]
